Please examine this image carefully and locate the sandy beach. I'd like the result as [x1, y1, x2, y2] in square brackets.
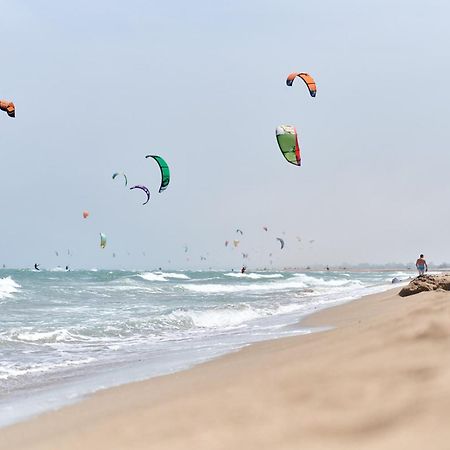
[1, 283, 450, 450]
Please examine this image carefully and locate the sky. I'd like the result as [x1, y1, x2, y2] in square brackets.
[1, 0, 449, 269]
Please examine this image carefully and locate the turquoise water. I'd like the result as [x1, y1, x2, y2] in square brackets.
[0, 268, 411, 426]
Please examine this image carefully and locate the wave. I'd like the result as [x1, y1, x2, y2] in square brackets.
[4, 328, 88, 344]
[0, 357, 96, 380]
[178, 280, 309, 294]
[157, 272, 190, 280]
[167, 298, 319, 330]
[290, 273, 363, 288]
[224, 272, 284, 280]
[138, 272, 190, 282]
[138, 272, 168, 282]
[169, 306, 264, 328]
[177, 273, 364, 295]
[0, 277, 21, 300]
[48, 267, 67, 272]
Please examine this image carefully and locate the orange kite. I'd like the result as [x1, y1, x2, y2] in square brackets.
[286, 73, 317, 97]
[0, 100, 15, 117]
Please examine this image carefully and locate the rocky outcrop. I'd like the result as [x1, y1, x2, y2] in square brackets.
[399, 274, 450, 297]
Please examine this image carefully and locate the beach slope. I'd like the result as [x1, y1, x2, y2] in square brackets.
[1, 286, 450, 450]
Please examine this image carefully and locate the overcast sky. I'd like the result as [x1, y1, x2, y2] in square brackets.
[1, 0, 449, 269]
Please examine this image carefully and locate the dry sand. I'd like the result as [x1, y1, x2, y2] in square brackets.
[1, 285, 450, 450]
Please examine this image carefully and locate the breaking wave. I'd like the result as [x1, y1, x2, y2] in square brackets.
[138, 272, 190, 282]
[0, 277, 21, 300]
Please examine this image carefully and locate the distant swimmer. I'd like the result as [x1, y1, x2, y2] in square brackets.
[34, 263, 40, 271]
[241, 266, 246, 274]
[416, 254, 428, 276]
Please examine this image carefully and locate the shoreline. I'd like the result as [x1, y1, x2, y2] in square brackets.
[0, 273, 401, 429]
[2, 284, 450, 449]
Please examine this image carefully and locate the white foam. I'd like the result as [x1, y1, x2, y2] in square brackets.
[157, 272, 190, 280]
[178, 279, 308, 294]
[0, 357, 96, 380]
[291, 273, 363, 288]
[138, 272, 168, 282]
[49, 267, 66, 272]
[13, 329, 80, 343]
[138, 272, 190, 282]
[224, 272, 283, 279]
[170, 306, 263, 328]
[0, 277, 21, 300]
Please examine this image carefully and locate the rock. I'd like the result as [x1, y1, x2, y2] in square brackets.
[399, 274, 450, 297]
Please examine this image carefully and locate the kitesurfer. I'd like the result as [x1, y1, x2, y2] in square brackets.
[65, 265, 70, 271]
[416, 254, 428, 276]
[241, 266, 246, 274]
[34, 263, 40, 271]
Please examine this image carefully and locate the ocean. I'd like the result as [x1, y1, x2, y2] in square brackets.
[0, 268, 410, 427]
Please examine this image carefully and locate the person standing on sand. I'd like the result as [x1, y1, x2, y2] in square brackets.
[416, 254, 428, 276]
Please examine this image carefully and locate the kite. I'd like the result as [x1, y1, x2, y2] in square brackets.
[233, 240, 240, 248]
[112, 172, 128, 186]
[100, 233, 107, 249]
[263, 226, 268, 232]
[276, 125, 301, 166]
[130, 185, 150, 205]
[145, 155, 170, 193]
[225, 240, 229, 247]
[0, 100, 15, 118]
[236, 229, 243, 235]
[286, 72, 317, 97]
[82, 211, 89, 219]
[276, 237, 285, 249]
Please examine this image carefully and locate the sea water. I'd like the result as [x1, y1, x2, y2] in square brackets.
[0, 268, 411, 427]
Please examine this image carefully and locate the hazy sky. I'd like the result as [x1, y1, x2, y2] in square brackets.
[1, 0, 449, 269]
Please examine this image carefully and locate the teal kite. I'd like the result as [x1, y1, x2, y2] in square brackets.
[145, 155, 170, 193]
[112, 172, 128, 186]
